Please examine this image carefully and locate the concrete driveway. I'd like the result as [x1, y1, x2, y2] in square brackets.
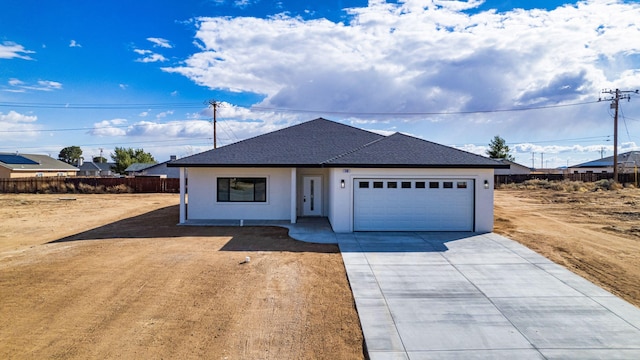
[338, 232, 640, 360]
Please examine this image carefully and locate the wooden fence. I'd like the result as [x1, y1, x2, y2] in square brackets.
[0, 177, 180, 194]
[495, 173, 638, 186]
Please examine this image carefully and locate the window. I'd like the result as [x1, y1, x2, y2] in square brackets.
[217, 178, 266, 202]
[359, 181, 369, 188]
[443, 182, 453, 188]
[401, 181, 411, 189]
[373, 181, 383, 188]
[387, 181, 397, 188]
[416, 181, 426, 189]
[457, 181, 467, 189]
[429, 181, 439, 188]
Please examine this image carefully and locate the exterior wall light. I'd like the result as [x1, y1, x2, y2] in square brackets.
[484, 179, 490, 189]
[341, 179, 345, 188]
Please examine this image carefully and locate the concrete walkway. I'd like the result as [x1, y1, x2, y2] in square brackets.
[338, 232, 640, 360]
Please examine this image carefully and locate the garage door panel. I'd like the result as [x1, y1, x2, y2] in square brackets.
[354, 179, 474, 231]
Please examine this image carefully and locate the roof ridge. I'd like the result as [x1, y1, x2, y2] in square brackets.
[322, 135, 388, 164]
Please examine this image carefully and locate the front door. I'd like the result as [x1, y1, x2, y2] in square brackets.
[302, 176, 322, 216]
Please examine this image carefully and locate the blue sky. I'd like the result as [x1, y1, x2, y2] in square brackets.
[1, 0, 639, 168]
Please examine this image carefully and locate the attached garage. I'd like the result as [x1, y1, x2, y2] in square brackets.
[353, 178, 474, 231]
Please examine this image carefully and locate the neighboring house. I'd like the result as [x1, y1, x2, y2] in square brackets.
[77, 161, 115, 177]
[124, 163, 157, 176]
[0, 153, 78, 178]
[124, 156, 179, 178]
[570, 151, 640, 174]
[168, 118, 507, 233]
[494, 159, 531, 175]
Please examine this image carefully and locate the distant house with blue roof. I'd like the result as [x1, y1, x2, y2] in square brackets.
[0, 153, 78, 178]
[570, 151, 640, 174]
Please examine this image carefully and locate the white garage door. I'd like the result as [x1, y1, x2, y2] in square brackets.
[353, 179, 474, 231]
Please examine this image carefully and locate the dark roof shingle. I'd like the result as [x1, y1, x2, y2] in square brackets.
[168, 118, 506, 169]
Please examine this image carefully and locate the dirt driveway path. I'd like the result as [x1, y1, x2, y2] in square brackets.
[0, 194, 364, 359]
[494, 188, 640, 308]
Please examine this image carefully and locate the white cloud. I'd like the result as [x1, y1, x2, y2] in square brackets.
[0, 110, 37, 123]
[5, 78, 62, 92]
[161, 1, 640, 157]
[0, 41, 34, 60]
[139, 111, 149, 117]
[0, 110, 39, 140]
[156, 110, 174, 119]
[69, 40, 82, 48]
[134, 49, 152, 55]
[8, 78, 24, 86]
[147, 37, 173, 48]
[89, 118, 128, 136]
[119, 84, 128, 90]
[135, 52, 167, 63]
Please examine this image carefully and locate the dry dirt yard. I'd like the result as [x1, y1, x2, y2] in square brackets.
[495, 187, 640, 308]
[0, 194, 364, 359]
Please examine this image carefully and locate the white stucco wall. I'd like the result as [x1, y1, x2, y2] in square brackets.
[327, 167, 495, 233]
[187, 167, 292, 220]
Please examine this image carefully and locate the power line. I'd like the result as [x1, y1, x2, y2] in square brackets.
[0, 99, 600, 115]
[0, 137, 212, 151]
[0, 102, 204, 109]
[250, 100, 601, 116]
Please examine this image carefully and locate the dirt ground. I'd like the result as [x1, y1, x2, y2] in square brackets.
[3, 189, 639, 358]
[0, 194, 364, 359]
[494, 188, 640, 308]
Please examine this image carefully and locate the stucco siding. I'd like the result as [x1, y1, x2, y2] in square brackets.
[187, 167, 292, 221]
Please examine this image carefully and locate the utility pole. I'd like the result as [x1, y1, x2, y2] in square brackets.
[600, 89, 639, 182]
[206, 99, 221, 149]
[600, 147, 605, 159]
[541, 152, 544, 169]
[99, 148, 103, 163]
[531, 152, 535, 169]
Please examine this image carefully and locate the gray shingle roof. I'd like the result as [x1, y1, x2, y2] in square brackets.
[168, 118, 507, 169]
[0, 153, 78, 172]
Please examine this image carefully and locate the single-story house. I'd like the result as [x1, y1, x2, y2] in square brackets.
[494, 159, 531, 175]
[168, 118, 508, 233]
[77, 161, 115, 177]
[570, 151, 640, 174]
[124, 156, 180, 178]
[0, 152, 78, 178]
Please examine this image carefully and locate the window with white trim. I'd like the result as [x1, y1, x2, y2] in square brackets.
[217, 177, 266, 202]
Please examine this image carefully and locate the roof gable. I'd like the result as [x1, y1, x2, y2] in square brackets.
[326, 133, 505, 167]
[170, 118, 383, 167]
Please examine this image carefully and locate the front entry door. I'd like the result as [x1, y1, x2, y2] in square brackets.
[302, 176, 322, 216]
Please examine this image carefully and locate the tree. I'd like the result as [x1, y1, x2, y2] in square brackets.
[92, 156, 108, 163]
[486, 135, 514, 161]
[58, 146, 83, 165]
[110, 147, 156, 174]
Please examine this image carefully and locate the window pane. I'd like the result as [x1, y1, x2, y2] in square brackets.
[373, 181, 383, 188]
[457, 181, 467, 189]
[217, 178, 230, 201]
[359, 181, 369, 188]
[401, 181, 411, 189]
[230, 178, 255, 201]
[416, 181, 425, 188]
[429, 182, 439, 188]
[255, 179, 266, 201]
[443, 182, 453, 188]
[387, 182, 397, 188]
